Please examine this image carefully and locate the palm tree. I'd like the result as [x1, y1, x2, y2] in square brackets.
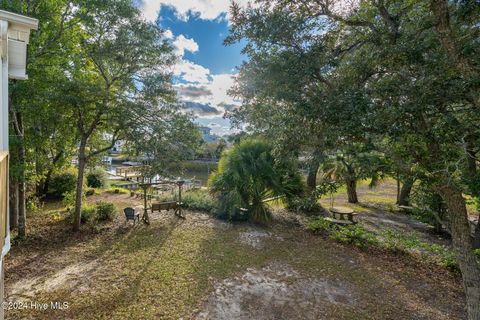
[209, 139, 302, 223]
[321, 145, 386, 204]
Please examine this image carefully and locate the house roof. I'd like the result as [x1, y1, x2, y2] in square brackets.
[0, 10, 38, 32]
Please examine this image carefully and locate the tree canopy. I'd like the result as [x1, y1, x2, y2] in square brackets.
[227, 0, 480, 317]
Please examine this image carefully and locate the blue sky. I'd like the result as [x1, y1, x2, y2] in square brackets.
[138, 1, 249, 136]
[158, 7, 244, 75]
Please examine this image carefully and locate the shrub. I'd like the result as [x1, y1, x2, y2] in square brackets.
[181, 189, 217, 213]
[156, 189, 217, 213]
[62, 190, 84, 211]
[382, 229, 419, 253]
[307, 218, 377, 249]
[434, 246, 459, 271]
[287, 196, 322, 214]
[306, 217, 334, 234]
[410, 183, 447, 228]
[105, 187, 129, 194]
[85, 188, 96, 196]
[26, 196, 42, 214]
[96, 201, 117, 221]
[48, 168, 77, 198]
[209, 139, 303, 223]
[87, 168, 106, 188]
[69, 205, 96, 223]
[381, 230, 459, 271]
[330, 225, 378, 248]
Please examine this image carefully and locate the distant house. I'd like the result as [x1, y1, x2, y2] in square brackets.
[111, 140, 124, 154]
[199, 126, 219, 143]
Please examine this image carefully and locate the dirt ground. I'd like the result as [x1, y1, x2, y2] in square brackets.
[4, 189, 467, 320]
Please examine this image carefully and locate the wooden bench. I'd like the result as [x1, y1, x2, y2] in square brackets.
[324, 217, 354, 226]
[397, 205, 414, 213]
[152, 201, 185, 219]
[329, 207, 358, 224]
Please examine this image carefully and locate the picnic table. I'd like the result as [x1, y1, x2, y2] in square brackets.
[326, 206, 358, 225]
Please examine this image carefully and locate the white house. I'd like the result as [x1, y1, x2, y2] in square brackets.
[0, 10, 38, 319]
[199, 126, 219, 143]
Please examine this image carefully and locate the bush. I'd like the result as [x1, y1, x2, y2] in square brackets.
[87, 168, 106, 188]
[105, 187, 129, 194]
[62, 190, 84, 211]
[181, 189, 217, 213]
[307, 218, 377, 249]
[306, 217, 335, 234]
[382, 229, 419, 253]
[96, 201, 117, 221]
[85, 188, 96, 196]
[287, 196, 322, 214]
[48, 168, 77, 198]
[382, 230, 459, 271]
[69, 205, 96, 223]
[155, 189, 217, 213]
[330, 225, 378, 248]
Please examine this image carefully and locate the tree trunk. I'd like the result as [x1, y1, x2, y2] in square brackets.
[10, 92, 26, 236]
[346, 179, 358, 203]
[397, 178, 414, 206]
[73, 141, 87, 232]
[466, 146, 477, 176]
[9, 181, 18, 230]
[17, 180, 26, 237]
[41, 168, 53, 196]
[438, 184, 480, 320]
[17, 137, 27, 238]
[307, 160, 320, 190]
[473, 221, 480, 249]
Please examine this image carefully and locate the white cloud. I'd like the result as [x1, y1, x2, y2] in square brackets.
[164, 29, 174, 39]
[209, 74, 236, 106]
[173, 59, 211, 84]
[174, 71, 240, 118]
[173, 34, 199, 56]
[140, 0, 252, 22]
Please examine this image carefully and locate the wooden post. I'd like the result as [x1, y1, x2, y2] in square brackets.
[142, 185, 149, 224]
[177, 180, 184, 218]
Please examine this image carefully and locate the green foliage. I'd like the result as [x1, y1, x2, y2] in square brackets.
[48, 168, 77, 198]
[85, 188, 97, 196]
[69, 205, 96, 224]
[307, 217, 378, 248]
[287, 180, 341, 214]
[95, 202, 117, 221]
[314, 181, 341, 198]
[26, 196, 42, 214]
[156, 189, 217, 213]
[287, 196, 322, 214]
[330, 225, 379, 249]
[87, 169, 106, 188]
[382, 230, 459, 271]
[62, 191, 77, 210]
[105, 187, 130, 195]
[181, 189, 217, 213]
[209, 139, 303, 223]
[306, 218, 335, 235]
[410, 183, 446, 227]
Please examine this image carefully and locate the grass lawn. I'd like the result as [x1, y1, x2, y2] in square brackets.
[4, 187, 467, 319]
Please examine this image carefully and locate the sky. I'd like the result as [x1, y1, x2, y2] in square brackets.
[138, 1, 250, 137]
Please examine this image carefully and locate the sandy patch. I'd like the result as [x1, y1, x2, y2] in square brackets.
[238, 229, 273, 249]
[7, 260, 98, 301]
[196, 263, 356, 320]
